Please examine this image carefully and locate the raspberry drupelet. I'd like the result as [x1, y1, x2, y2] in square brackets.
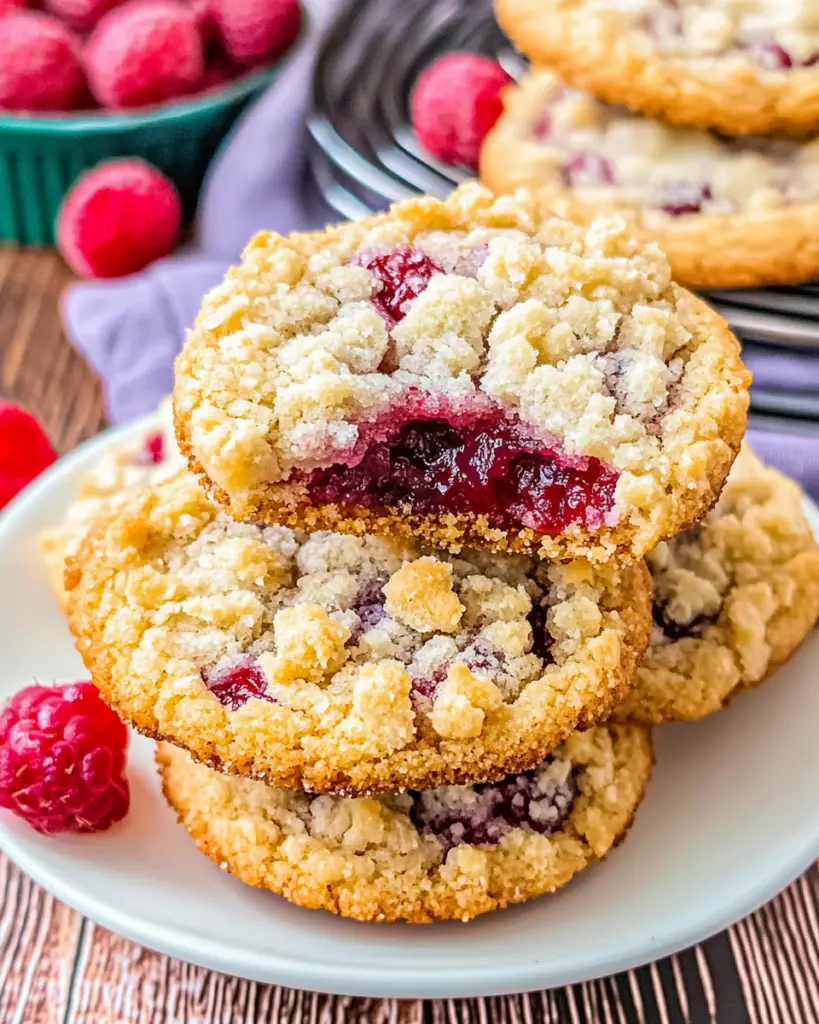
[173, 184, 750, 564]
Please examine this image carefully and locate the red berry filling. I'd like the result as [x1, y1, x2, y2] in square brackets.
[659, 180, 713, 216]
[411, 664, 448, 703]
[411, 759, 577, 851]
[0, 682, 129, 835]
[563, 152, 615, 188]
[349, 580, 387, 641]
[301, 397, 618, 538]
[753, 41, 793, 69]
[133, 430, 165, 466]
[652, 599, 717, 641]
[365, 248, 444, 325]
[202, 656, 275, 711]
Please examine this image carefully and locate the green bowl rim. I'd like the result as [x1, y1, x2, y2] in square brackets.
[0, 9, 307, 137]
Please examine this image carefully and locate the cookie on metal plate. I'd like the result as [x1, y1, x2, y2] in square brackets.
[495, 0, 819, 137]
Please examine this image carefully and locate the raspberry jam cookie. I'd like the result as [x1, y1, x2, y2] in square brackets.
[174, 185, 749, 563]
[481, 70, 819, 289]
[66, 473, 651, 794]
[41, 401, 183, 608]
[495, 0, 819, 137]
[616, 447, 819, 725]
[157, 721, 653, 922]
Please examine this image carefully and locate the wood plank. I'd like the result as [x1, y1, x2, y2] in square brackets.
[0, 247, 104, 450]
[63, 922, 423, 1024]
[0, 858, 83, 1024]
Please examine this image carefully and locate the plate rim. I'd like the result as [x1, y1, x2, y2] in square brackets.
[0, 415, 817, 998]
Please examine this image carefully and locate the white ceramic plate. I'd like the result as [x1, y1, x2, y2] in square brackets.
[0, 418, 818, 999]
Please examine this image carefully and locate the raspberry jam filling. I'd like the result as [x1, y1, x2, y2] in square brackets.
[652, 601, 717, 642]
[202, 656, 275, 711]
[411, 759, 577, 851]
[348, 579, 387, 642]
[301, 400, 619, 537]
[133, 431, 165, 466]
[365, 248, 444, 325]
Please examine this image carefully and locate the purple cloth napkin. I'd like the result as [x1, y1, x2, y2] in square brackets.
[62, 0, 337, 422]
[61, 0, 819, 496]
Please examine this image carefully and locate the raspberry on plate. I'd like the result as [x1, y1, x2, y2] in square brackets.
[0, 403, 57, 510]
[173, 184, 750, 564]
[56, 158, 181, 278]
[0, 682, 129, 835]
[208, 0, 301, 68]
[0, 12, 87, 113]
[411, 54, 513, 170]
[85, 0, 204, 110]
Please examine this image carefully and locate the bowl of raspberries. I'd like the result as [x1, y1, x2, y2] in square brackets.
[0, 0, 303, 244]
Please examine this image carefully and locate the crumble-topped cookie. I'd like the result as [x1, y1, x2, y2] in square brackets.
[41, 401, 183, 608]
[66, 472, 651, 794]
[616, 446, 819, 725]
[157, 721, 653, 922]
[496, 0, 819, 137]
[173, 184, 749, 564]
[481, 70, 819, 289]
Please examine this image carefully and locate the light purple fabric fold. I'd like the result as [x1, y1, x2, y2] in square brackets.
[60, 0, 819, 496]
[62, 0, 338, 423]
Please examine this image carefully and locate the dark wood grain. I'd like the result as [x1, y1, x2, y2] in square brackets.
[0, 248, 105, 451]
[0, 245, 817, 1024]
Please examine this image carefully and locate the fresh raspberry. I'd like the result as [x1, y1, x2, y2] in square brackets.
[85, 0, 204, 110]
[56, 158, 181, 278]
[411, 54, 513, 170]
[44, 0, 123, 33]
[133, 430, 165, 465]
[0, 682, 129, 835]
[0, 0, 27, 13]
[202, 657, 275, 711]
[0, 12, 87, 112]
[0, 404, 57, 509]
[208, 0, 301, 68]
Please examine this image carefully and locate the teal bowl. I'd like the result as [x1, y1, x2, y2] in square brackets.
[0, 64, 283, 245]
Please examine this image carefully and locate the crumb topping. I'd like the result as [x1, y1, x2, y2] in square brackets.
[648, 445, 819, 680]
[174, 184, 748, 544]
[68, 473, 650, 792]
[40, 400, 184, 606]
[615, 0, 819, 70]
[157, 721, 653, 921]
[616, 445, 819, 725]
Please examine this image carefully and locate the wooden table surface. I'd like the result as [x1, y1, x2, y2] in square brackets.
[1, 245, 818, 1024]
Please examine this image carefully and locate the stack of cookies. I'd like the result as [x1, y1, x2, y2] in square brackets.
[483, 0, 819, 290]
[58, 184, 819, 923]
